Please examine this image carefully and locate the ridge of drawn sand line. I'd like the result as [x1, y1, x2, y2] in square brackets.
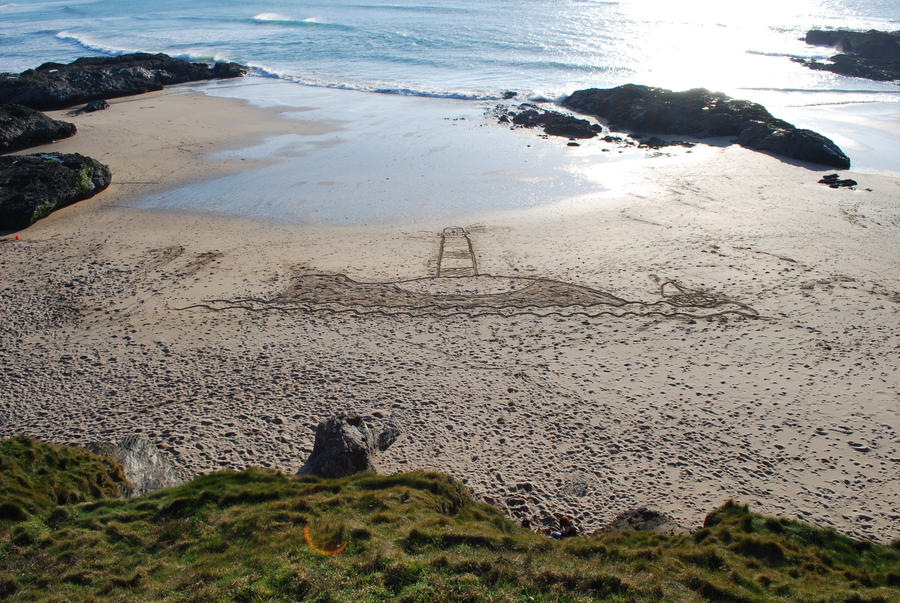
[175, 226, 759, 319]
[176, 273, 758, 320]
[174, 226, 759, 318]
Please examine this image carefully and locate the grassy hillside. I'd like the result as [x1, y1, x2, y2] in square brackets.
[1, 437, 897, 601]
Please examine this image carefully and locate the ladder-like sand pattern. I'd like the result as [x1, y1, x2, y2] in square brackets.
[436, 226, 478, 277]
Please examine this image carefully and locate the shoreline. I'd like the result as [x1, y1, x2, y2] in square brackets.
[1, 83, 898, 543]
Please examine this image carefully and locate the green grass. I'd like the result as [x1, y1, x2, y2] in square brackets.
[1, 438, 897, 601]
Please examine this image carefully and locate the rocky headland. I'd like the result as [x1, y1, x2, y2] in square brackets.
[0, 52, 247, 110]
[795, 29, 900, 82]
[560, 84, 851, 168]
[0, 153, 111, 230]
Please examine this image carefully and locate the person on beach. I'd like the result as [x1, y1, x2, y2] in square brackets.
[550, 515, 578, 539]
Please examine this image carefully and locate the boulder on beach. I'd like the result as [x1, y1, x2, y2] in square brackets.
[86, 435, 181, 497]
[0, 52, 248, 110]
[0, 104, 76, 153]
[562, 84, 851, 168]
[0, 152, 111, 230]
[298, 414, 401, 478]
[795, 29, 900, 82]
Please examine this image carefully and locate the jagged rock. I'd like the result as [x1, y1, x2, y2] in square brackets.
[67, 99, 110, 117]
[298, 414, 400, 478]
[0, 152, 111, 230]
[597, 507, 688, 536]
[736, 121, 851, 169]
[508, 106, 602, 139]
[562, 84, 850, 168]
[86, 436, 181, 497]
[376, 420, 401, 452]
[0, 104, 76, 153]
[796, 29, 900, 82]
[637, 136, 695, 150]
[83, 99, 109, 112]
[0, 53, 248, 110]
[819, 173, 858, 188]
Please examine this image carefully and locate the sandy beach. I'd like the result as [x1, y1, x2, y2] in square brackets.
[1, 83, 898, 543]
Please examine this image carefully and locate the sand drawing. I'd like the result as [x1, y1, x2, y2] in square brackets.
[176, 227, 759, 320]
[436, 226, 478, 277]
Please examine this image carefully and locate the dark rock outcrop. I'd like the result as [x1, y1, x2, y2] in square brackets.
[736, 121, 850, 169]
[819, 173, 858, 189]
[597, 507, 687, 536]
[562, 84, 851, 168]
[0, 53, 248, 110]
[498, 103, 603, 139]
[505, 105, 602, 139]
[796, 29, 900, 82]
[0, 104, 76, 153]
[0, 152, 111, 230]
[68, 99, 110, 117]
[298, 414, 400, 478]
[86, 436, 181, 497]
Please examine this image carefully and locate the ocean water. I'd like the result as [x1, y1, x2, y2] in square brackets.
[2, 0, 897, 104]
[1, 0, 898, 222]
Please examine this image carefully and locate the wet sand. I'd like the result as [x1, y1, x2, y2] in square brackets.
[1, 84, 898, 542]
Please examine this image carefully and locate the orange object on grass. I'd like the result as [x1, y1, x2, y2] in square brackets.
[304, 524, 347, 556]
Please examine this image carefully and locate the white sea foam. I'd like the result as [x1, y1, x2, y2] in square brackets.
[252, 12, 290, 23]
[55, 31, 138, 56]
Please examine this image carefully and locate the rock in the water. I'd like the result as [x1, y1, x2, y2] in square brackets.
[597, 507, 687, 536]
[86, 436, 181, 497]
[0, 53, 248, 110]
[796, 29, 900, 82]
[0, 152, 111, 230]
[298, 414, 400, 478]
[562, 84, 850, 168]
[0, 104, 76, 153]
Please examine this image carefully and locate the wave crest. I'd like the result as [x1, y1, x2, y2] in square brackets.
[251, 13, 351, 29]
[56, 31, 137, 56]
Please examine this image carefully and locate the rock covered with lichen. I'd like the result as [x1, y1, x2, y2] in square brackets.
[0, 152, 111, 230]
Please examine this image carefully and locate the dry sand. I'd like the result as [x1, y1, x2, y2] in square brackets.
[1, 85, 898, 542]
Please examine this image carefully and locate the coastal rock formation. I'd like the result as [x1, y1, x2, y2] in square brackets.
[597, 507, 687, 536]
[0, 53, 248, 110]
[503, 105, 602, 139]
[562, 84, 851, 168]
[0, 104, 76, 153]
[819, 173, 858, 189]
[795, 29, 900, 82]
[0, 152, 111, 230]
[298, 414, 400, 478]
[86, 436, 181, 497]
[68, 99, 110, 116]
